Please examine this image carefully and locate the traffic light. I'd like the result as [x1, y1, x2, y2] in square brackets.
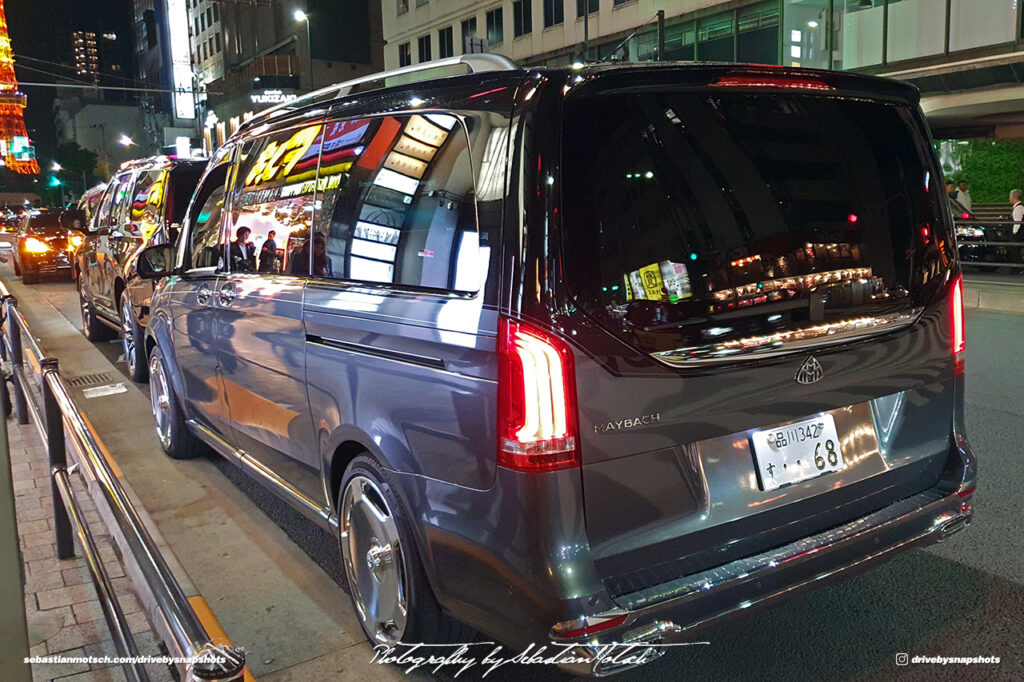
[48, 175, 61, 187]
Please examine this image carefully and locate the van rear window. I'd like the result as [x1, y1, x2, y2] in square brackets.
[561, 91, 948, 362]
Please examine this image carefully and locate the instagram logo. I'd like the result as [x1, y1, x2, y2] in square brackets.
[896, 653, 909, 666]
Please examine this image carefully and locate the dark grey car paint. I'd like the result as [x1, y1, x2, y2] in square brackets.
[144, 65, 976, 661]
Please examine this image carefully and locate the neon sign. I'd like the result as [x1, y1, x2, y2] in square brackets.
[244, 125, 322, 187]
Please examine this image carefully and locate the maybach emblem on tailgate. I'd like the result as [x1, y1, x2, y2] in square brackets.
[795, 355, 825, 385]
[594, 413, 661, 434]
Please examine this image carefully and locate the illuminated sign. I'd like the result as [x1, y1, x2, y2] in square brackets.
[244, 126, 323, 186]
[166, 0, 195, 119]
[250, 89, 299, 105]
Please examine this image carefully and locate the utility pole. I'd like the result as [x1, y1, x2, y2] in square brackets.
[657, 10, 666, 61]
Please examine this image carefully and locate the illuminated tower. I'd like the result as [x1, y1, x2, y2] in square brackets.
[0, 0, 40, 175]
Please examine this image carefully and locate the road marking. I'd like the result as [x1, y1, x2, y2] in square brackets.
[82, 383, 128, 399]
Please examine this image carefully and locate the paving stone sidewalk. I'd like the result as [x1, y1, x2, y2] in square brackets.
[8, 415, 175, 682]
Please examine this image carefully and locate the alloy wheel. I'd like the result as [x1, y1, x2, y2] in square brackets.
[149, 353, 172, 449]
[340, 475, 409, 645]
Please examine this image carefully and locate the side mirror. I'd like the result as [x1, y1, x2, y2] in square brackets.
[137, 243, 176, 280]
[59, 209, 89, 233]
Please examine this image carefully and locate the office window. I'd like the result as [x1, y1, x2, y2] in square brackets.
[418, 34, 432, 62]
[613, 0, 631, 4]
[576, 0, 597, 18]
[397, 0, 408, 15]
[194, 17, 200, 36]
[314, 114, 482, 292]
[212, 3, 218, 21]
[438, 27, 454, 58]
[513, 0, 532, 37]
[782, 0, 828, 69]
[200, 12, 206, 31]
[486, 8, 504, 46]
[215, 32, 221, 52]
[949, 0, 1016, 52]
[417, 0, 428, 6]
[544, 0, 563, 28]
[697, 11, 734, 61]
[461, 17, 477, 52]
[737, 1, 779, 64]
[206, 7, 212, 26]
[399, 42, 412, 66]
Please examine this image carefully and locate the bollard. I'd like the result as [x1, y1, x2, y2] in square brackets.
[41, 358, 74, 560]
[5, 296, 28, 426]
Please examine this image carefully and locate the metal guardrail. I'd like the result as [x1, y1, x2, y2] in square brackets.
[0, 280, 246, 682]
[955, 219, 1024, 270]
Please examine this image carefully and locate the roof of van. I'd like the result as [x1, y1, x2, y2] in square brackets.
[232, 61, 919, 142]
[117, 155, 209, 173]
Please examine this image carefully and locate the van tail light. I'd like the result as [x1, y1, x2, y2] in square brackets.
[712, 75, 834, 91]
[952, 276, 965, 375]
[498, 318, 579, 473]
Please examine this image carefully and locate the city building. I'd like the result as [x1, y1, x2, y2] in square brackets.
[198, 0, 385, 152]
[381, 0, 1024, 138]
[131, 0, 196, 155]
[53, 87, 146, 180]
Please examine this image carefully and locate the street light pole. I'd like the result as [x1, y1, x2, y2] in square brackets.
[294, 9, 312, 91]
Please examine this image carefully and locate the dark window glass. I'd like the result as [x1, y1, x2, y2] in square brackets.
[26, 211, 61, 232]
[461, 17, 477, 52]
[737, 1, 779, 64]
[186, 163, 230, 272]
[486, 8, 503, 46]
[168, 164, 205, 226]
[612, 0, 631, 5]
[313, 114, 482, 292]
[544, 0, 564, 28]
[226, 124, 326, 275]
[576, 0, 598, 18]
[438, 27, 454, 58]
[397, 0, 408, 14]
[399, 42, 412, 67]
[418, 34, 431, 62]
[562, 91, 945, 359]
[513, 0, 532, 37]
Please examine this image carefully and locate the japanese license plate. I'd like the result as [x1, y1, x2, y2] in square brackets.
[750, 414, 845, 491]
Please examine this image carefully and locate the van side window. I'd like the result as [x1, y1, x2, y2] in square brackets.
[129, 170, 166, 241]
[95, 172, 133, 229]
[108, 172, 136, 230]
[185, 162, 231, 272]
[313, 113, 482, 292]
[225, 124, 326, 275]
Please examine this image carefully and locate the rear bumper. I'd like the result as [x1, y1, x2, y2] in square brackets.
[551, 483, 974, 676]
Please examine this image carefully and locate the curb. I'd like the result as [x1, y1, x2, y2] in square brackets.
[963, 281, 1024, 314]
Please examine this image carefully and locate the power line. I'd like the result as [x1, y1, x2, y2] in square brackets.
[16, 80, 216, 96]
[15, 53, 145, 88]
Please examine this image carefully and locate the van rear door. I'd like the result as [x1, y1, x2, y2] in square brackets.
[559, 71, 959, 594]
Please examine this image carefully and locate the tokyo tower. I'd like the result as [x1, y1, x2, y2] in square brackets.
[0, 0, 39, 174]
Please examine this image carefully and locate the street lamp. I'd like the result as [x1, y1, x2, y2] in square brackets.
[51, 161, 62, 172]
[118, 134, 135, 147]
[294, 9, 312, 92]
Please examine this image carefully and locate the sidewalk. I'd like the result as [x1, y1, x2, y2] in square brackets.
[963, 274, 1024, 314]
[9, 416, 174, 682]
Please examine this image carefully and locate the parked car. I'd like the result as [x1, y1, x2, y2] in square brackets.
[0, 205, 28, 255]
[136, 60, 976, 676]
[78, 182, 107, 225]
[75, 156, 205, 381]
[3, 209, 77, 284]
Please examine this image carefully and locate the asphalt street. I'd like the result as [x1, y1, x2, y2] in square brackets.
[12, 275, 1024, 681]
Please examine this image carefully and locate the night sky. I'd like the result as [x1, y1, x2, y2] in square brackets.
[6, 0, 134, 163]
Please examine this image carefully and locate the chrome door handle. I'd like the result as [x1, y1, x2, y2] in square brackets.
[196, 284, 212, 305]
[217, 282, 237, 306]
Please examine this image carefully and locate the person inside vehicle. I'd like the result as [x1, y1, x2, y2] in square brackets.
[258, 229, 278, 273]
[230, 226, 256, 272]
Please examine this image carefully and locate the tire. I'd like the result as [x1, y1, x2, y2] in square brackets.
[148, 345, 203, 459]
[79, 283, 115, 341]
[119, 293, 148, 382]
[338, 454, 472, 646]
[12, 258, 20, 275]
[22, 269, 38, 285]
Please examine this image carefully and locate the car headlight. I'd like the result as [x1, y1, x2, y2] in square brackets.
[22, 236, 50, 254]
[68, 233, 84, 250]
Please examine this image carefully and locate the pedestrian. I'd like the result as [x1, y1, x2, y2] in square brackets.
[955, 180, 972, 211]
[1010, 189, 1024, 270]
[230, 226, 256, 272]
[945, 180, 955, 197]
[258, 229, 278, 273]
